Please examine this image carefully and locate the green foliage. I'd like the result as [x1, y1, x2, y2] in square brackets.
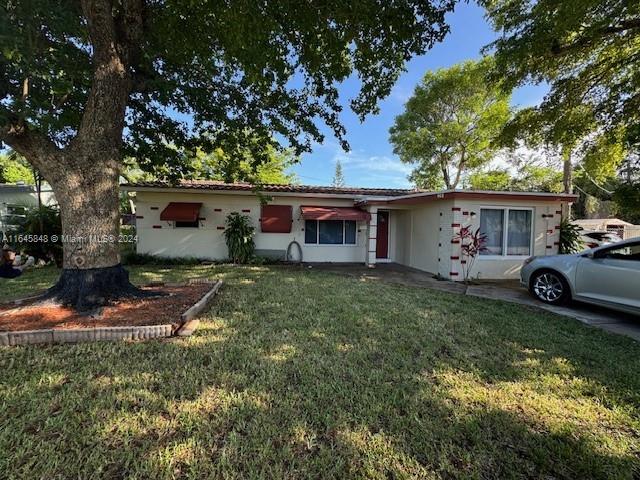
[482, 0, 636, 191]
[126, 143, 298, 185]
[390, 57, 512, 189]
[468, 169, 511, 191]
[483, 0, 640, 144]
[121, 252, 204, 266]
[581, 128, 627, 183]
[332, 160, 346, 188]
[2, 0, 457, 180]
[559, 218, 584, 254]
[15, 205, 62, 264]
[468, 165, 563, 193]
[0, 154, 33, 184]
[189, 145, 297, 185]
[224, 212, 255, 264]
[613, 183, 640, 225]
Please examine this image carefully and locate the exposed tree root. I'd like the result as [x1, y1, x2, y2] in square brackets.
[41, 264, 159, 312]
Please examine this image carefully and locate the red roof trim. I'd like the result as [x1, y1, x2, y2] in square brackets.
[300, 206, 371, 222]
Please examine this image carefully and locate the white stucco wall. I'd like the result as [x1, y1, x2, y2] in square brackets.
[445, 198, 565, 280]
[132, 188, 568, 279]
[134, 191, 368, 262]
[406, 201, 451, 274]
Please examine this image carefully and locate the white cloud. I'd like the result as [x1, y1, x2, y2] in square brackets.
[333, 150, 412, 175]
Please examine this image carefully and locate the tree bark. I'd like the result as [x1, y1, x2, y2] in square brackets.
[562, 146, 573, 219]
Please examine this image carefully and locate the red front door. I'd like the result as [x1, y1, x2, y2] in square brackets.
[376, 211, 389, 259]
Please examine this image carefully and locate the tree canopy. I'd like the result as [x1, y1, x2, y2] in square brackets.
[483, 0, 639, 138]
[482, 0, 638, 194]
[332, 160, 346, 188]
[389, 57, 511, 189]
[123, 145, 298, 185]
[469, 165, 563, 193]
[1, 0, 457, 179]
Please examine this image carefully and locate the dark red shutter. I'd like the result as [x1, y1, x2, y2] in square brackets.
[260, 205, 293, 233]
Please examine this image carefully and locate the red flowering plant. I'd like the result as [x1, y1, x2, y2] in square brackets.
[454, 225, 488, 283]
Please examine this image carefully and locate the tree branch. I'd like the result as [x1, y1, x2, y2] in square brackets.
[0, 107, 61, 180]
[551, 17, 640, 54]
[74, 0, 145, 148]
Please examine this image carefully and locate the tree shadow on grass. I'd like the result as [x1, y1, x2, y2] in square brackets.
[1, 267, 639, 479]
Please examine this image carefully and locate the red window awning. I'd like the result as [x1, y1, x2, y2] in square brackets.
[300, 205, 371, 222]
[160, 202, 202, 222]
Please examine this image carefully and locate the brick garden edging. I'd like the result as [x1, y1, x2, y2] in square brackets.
[0, 279, 223, 347]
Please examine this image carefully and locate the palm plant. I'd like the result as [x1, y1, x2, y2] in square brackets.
[223, 213, 255, 264]
[558, 218, 584, 254]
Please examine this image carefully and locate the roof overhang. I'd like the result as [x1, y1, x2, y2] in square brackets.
[300, 205, 371, 221]
[356, 190, 579, 206]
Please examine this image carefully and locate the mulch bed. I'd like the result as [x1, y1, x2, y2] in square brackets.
[0, 284, 212, 332]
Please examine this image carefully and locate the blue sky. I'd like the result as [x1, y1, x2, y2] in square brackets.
[290, 1, 548, 188]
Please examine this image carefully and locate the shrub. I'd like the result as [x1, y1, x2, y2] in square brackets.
[121, 252, 204, 266]
[224, 212, 255, 264]
[454, 225, 488, 283]
[15, 205, 63, 265]
[559, 218, 584, 254]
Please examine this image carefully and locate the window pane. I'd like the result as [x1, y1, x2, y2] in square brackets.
[480, 209, 504, 255]
[305, 220, 317, 244]
[344, 221, 356, 244]
[175, 220, 199, 228]
[507, 210, 532, 255]
[319, 220, 343, 244]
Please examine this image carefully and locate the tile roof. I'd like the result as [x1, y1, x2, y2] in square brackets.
[123, 180, 418, 197]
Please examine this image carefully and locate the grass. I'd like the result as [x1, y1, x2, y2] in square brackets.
[1, 265, 639, 479]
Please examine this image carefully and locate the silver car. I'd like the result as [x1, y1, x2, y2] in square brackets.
[520, 237, 640, 315]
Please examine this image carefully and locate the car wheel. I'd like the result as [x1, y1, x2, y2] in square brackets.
[530, 270, 570, 305]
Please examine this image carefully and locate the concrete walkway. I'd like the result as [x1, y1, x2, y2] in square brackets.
[310, 263, 640, 342]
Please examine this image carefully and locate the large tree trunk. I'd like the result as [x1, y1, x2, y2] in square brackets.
[562, 146, 573, 219]
[42, 155, 149, 311]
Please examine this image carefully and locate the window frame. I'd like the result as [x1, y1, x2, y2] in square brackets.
[478, 206, 534, 260]
[304, 219, 358, 246]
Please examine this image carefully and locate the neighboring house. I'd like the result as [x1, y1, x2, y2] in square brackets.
[573, 218, 640, 240]
[0, 183, 56, 232]
[123, 180, 577, 280]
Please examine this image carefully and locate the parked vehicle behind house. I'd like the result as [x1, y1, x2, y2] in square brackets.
[579, 230, 622, 248]
[520, 237, 640, 316]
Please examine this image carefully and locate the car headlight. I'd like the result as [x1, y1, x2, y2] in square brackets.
[523, 256, 536, 266]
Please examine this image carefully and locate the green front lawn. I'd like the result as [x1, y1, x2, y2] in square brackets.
[1, 265, 639, 479]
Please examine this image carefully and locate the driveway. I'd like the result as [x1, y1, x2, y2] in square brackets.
[310, 263, 640, 342]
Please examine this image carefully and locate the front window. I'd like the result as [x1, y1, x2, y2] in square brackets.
[175, 220, 199, 228]
[480, 208, 532, 256]
[305, 220, 357, 245]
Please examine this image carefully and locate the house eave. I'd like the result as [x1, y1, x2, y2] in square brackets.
[356, 189, 579, 206]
